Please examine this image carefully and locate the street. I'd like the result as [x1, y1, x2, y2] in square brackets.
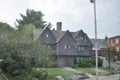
[84, 74, 120, 80]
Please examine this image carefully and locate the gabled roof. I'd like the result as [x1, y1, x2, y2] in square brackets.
[33, 28, 92, 45]
[85, 33, 93, 46]
[109, 36, 120, 39]
[74, 29, 84, 37]
[90, 38, 107, 49]
[73, 30, 92, 46]
[56, 30, 76, 43]
[51, 30, 65, 41]
[33, 27, 56, 42]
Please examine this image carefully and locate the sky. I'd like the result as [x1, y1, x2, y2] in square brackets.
[0, 0, 120, 38]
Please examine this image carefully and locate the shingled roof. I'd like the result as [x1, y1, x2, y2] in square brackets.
[33, 28, 88, 42]
[90, 38, 107, 50]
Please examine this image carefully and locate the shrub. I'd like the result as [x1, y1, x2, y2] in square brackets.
[75, 57, 103, 67]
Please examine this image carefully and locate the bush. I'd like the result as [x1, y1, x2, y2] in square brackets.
[75, 57, 103, 67]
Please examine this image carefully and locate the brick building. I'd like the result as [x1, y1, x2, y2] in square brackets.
[108, 36, 120, 61]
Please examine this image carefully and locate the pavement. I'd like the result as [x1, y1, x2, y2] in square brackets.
[0, 75, 4, 80]
[84, 74, 120, 80]
[64, 67, 120, 80]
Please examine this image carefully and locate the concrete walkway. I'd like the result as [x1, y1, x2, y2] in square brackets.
[64, 67, 94, 77]
[0, 75, 5, 80]
[84, 74, 120, 80]
[64, 67, 120, 80]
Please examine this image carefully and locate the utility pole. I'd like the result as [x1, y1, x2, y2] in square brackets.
[90, 0, 98, 80]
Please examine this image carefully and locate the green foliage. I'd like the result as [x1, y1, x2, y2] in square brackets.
[35, 68, 73, 80]
[0, 22, 14, 40]
[99, 67, 117, 74]
[0, 41, 54, 79]
[12, 24, 35, 42]
[105, 47, 116, 68]
[77, 68, 95, 74]
[0, 22, 54, 80]
[16, 9, 51, 29]
[75, 57, 103, 67]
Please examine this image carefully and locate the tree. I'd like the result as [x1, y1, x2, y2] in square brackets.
[0, 41, 54, 80]
[105, 47, 115, 68]
[12, 24, 35, 42]
[0, 22, 14, 40]
[0, 23, 54, 80]
[16, 9, 51, 29]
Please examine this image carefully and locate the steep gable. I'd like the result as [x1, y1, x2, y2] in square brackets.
[56, 30, 77, 55]
[90, 38, 107, 50]
[57, 30, 76, 43]
[74, 30, 92, 46]
[38, 27, 56, 44]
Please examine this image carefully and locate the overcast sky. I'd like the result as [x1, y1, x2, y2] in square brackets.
[0, 0, 120, 38]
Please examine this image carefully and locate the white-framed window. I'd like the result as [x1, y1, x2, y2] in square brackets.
[78, 46, 84, 51]
[78, 46, 80, 51]
[80, 37, 84, 40]
[81, 47, 84, 51]
[115, 38, 119, 44]
[46, 34, 49, 37]
[64, 45, 67, 50]
[64, 45, 71, 50]
[69, 45, 71, 49]
[115, 47, 119, 52]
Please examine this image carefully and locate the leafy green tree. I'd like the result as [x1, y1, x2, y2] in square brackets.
[11, 24, 35, 42]
[0, 23, 54, 80]
[0, 22, 14, 40]
[16, 9, 51, 29]
[0, 41, 54, 80]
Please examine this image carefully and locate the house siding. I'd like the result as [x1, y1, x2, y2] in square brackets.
[75, 30, 92, 57]
[39, 27, 56, 44]
[34, 27, 92, 67]
[57, 56, 74, 67]
[57, 31, 76, 56]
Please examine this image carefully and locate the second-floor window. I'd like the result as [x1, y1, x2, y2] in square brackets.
[64, 45, 71, 50]
[46, 34, 49, 38]
[115, 38, 119, 44]
[80, 37, 84, 40]
[78, 46, 84, 51]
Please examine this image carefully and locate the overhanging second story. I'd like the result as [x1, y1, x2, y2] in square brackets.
[33, 22, 93, 56]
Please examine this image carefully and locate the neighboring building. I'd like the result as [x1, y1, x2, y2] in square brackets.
[108, 36, 120, 61]
[33, 22, 93, 67]
[90, 38, 107, 56]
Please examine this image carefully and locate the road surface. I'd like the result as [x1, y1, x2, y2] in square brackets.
[84, 74, 120, 80]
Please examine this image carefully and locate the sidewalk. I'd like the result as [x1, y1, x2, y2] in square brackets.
[64, 67, 94, 77]
[64, 67, 120, 80]
[0, 75, 5, 80]
[84, 74, 120, 80]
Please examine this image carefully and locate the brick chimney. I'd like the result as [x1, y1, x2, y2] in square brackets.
[56, 22, 62, 31]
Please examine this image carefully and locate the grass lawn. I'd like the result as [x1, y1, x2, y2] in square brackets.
[76, 67, 95, 74]
[99, 67, 118, 74]
[5, 68, 73, 80]
[4, 67, 118, 80]
[36, 68, 73, 80]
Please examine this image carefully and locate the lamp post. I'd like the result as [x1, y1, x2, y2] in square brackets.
[117, 61, 120, 80]
[90, 0, 98, 80]
[0, 59, 3, 72]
